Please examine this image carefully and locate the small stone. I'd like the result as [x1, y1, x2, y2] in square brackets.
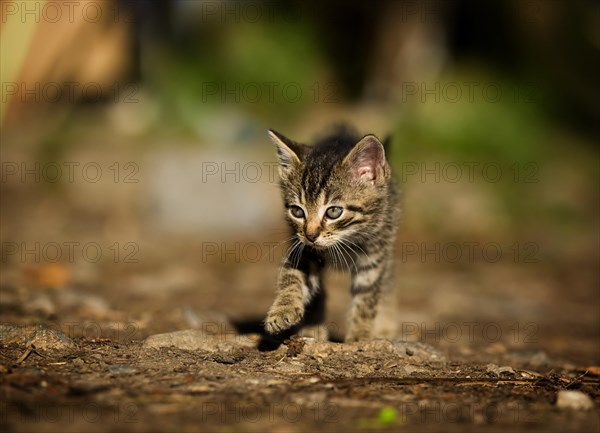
[296, 340, 335, 358]
[404, 364, 424, 375]
[388, 340, 446, 367]
[143, 329, 254, 353]
[556, 390, 594, 411]
[383, 360, 398, 369]
[108, 364, 137, 375]
[486, 363, 516, 376]
[28, 326, 75, 352]
[520, 370, 543, 379]
[72, 358, 85, 367]
[1, 324, 75, 353]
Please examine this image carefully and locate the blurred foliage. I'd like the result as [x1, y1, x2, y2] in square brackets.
[385, 68, 598, 241]
[147, 20, 321, 139]
[393, 82, 544, 163]
[3, 0, 597, 250]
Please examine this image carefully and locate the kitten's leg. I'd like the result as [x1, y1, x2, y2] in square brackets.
[264, 262, 310, 335]
[346, 255, 392, 342]
[373, 285, 399, 340]
[298, 273, 329, 341]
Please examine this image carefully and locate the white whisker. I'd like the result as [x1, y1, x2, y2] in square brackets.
[337, 239, 358, 273]
[278, 238, 301, 283]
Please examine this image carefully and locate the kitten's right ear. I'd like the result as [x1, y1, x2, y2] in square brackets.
[342, 134, 387, 185]
[268, 129, 303, 178]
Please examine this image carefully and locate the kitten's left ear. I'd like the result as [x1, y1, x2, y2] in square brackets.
[268, 129, 304, 178]
[343, 135, 388, 185]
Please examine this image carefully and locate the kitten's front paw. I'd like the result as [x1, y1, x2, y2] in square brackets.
[264, 304, 304, 334]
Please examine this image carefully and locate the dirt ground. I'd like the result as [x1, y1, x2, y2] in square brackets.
[1, 233, 599, 433]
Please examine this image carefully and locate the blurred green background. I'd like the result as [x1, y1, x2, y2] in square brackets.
[1, 0, 598, 359]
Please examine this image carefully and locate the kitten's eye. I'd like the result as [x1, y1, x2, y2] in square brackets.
[325, 206, 343, 219]
[289, 206, 305, 219]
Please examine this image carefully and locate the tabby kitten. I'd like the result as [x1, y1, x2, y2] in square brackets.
[264, 126, 399, 342]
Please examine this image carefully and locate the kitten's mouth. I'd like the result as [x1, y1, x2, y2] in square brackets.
[301, 237, 330, 250]
[302, 239, 320, 248]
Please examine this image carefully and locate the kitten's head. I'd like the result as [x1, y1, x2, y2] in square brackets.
[269, 128, 392, 250]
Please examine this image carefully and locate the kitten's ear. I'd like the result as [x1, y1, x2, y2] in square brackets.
[343, 135, 387, 185]
[268, 129, 303, 177]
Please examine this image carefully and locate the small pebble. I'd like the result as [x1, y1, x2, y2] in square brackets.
[486, 363, 516, 376]
[72, 358, 85, 367]
[108, 364, 137, 375]
[556, 390, 594, 411]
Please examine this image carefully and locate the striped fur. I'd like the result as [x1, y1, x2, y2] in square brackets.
[264, 126, 399, 342]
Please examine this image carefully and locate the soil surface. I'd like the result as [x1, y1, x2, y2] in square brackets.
[1, 242, 599, 433]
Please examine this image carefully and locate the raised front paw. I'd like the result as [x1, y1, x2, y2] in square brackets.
[264, 304, 304, 334]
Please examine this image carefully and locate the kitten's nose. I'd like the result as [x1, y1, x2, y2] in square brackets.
[305, 230, 320, 242]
